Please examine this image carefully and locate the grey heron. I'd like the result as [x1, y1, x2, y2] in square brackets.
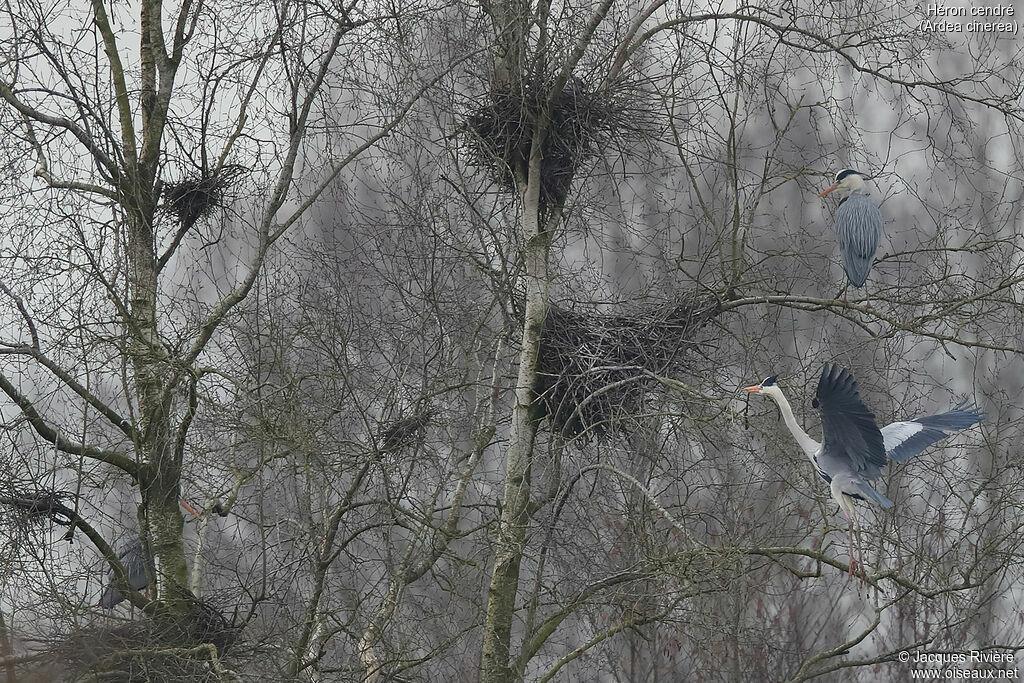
[97, 500, 199, 610]
[98, 535, 153, 609]
[745, 364, 983, 578]
[819, 170, 883, 295]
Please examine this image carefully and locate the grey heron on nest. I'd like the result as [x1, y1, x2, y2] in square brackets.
[98, 535, 153, 609]
[745, 364, 983, 578]
[98, 501, 199, 611]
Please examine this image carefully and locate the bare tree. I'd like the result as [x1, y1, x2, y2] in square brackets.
[0, 0, 432, 676]
[1, 0, 1022, 681]
[464, 1, 1024, 681]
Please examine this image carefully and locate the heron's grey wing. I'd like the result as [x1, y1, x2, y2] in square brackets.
[815, 365, 886, 477]
[122, 536, 156, 591]
[834, 194, 882, 287]
[97, 584, 124, 609]
[882, 400, 984, 462]
[97, 536, 151, 608]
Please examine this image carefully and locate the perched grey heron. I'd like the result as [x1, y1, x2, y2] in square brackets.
[819, 170, 883, 295]
[745, 364, 983, 578]
[97, 501, 199, 610]
[98, 535, 154, 609]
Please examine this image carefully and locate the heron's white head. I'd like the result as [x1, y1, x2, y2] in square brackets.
[744, 375, 784, 401]
[818, 169, 868, 199]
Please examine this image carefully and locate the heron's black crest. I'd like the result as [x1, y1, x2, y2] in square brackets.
[761, 375, 777, 387]
[835, 169, 862, 182]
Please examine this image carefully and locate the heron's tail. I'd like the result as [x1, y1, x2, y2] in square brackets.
[842, 258, 871, 289]
[855, 481, 894, 508]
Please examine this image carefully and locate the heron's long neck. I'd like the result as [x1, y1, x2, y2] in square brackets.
[770, 391, 819, 460]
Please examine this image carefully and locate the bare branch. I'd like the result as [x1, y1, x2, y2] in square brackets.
[0, 371, 138, 477]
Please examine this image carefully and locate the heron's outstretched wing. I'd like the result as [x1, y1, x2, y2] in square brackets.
[835, 194, 882, 287]
[815, 365, 886, 477]
[882, 400, 984, 462]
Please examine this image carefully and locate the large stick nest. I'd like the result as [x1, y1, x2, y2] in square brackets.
[162, 166, 244, 229]
[44, 596, 238, 683]
[377, 408, 435, 454]
[0, 483, 76, 530]
[462, 77, 652, 211]
[535, 298, 721, 439]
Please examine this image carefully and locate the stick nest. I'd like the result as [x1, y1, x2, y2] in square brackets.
[0, 484, 76, 529]
[535, 298, 720, 439]
[47, 596, 239, 683]
[462, 77, 651, 211]
[377, 408, 435, 454]
[162, 167, 243, 228]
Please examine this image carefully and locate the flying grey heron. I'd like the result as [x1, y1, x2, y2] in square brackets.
[819, 170, 883, 296]
[745, 364, 983, 578]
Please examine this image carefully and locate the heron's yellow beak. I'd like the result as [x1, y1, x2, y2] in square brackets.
[818, 183, 839, 198]
[743, 385, 761, 394]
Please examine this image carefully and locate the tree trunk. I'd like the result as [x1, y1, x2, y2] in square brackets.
[480, 128, 551, 681]
[125, 197, 192, 616]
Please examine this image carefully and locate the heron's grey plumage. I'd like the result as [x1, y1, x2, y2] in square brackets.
[881, 399, 984, 463]
[835, 194, 883, 287]
[821, 169, 883, 289]
[746, 365, 983, 577]
[98, 536, 154, 609]
[813, 364, 889, 507]
[747, 365, 984, 510]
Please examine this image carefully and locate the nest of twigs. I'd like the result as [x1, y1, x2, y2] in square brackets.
[377, 408, 434, 454]
[162, 167, 242, 228]
[535, 299, 721, 438]
[0, 485, 76, 529]
[462, 77, 651, 211]
[45, 596, 238, 683]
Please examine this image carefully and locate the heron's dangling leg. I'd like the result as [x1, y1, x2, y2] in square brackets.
[852, 510, 867, 583]
[840, 506, 856, 580]
[859, 283, 873, 311]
